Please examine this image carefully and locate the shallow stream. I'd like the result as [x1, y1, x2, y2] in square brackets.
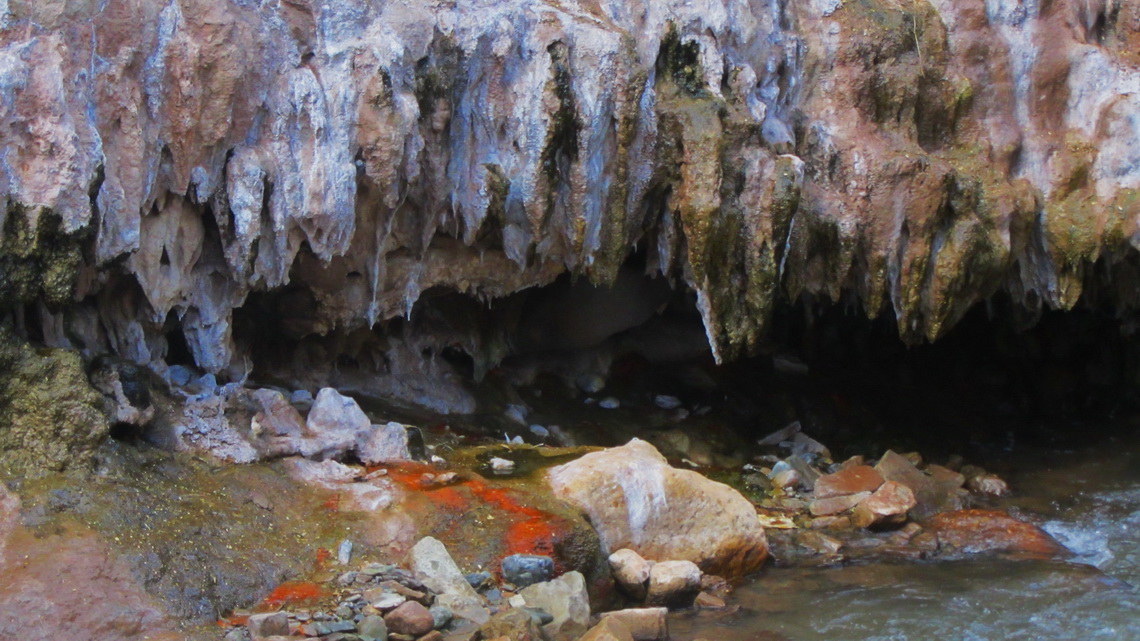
[673, 430, 1140, 640]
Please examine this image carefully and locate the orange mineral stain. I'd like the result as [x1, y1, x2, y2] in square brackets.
[259, 581, 327, 609]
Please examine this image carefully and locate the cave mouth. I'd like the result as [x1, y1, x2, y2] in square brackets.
[225, 249, 1140, 459]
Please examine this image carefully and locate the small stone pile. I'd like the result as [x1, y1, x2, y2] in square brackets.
[223, 532, 718, 641]
[226, 562, 455, 641]
[743, 423, 1068, 564]
[754, 429, 1010, 530]
[607, 549, 729, 611]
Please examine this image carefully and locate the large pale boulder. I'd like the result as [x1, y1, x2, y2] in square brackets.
[546, 439, 767, 577]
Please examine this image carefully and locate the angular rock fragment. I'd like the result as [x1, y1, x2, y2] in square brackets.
[851, 481, 916, 528]
[518, 571, 591, 641]
[813, 465, 884, 498]
[356, 422, 412, 465]
[809, 492, 871, 517]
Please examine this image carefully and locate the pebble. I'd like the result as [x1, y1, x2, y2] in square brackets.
[654, 395, 682, 410]
[813, 465, 883, 498]
[465, 571, 494, 590]
[501, 554, 555, 588]
[966, 473, 1009, 496]
[770, 468, 800, 490]
[290, 389, 314, 404]
[247, 611, 290, 637]
[369, 592, 406, 610]
[357, 614, 387, 640]
[489, 457, 515, 474]
[337, 539, 353, 565]
[529, 424, 550, 440]
[384, 601, 435, 636]
[598, 397, 621, 409]
[429, 604, 453, 629]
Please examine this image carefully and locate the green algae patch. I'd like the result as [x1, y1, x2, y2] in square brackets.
[0, 327, 109, 477]
[0, 206, 86, 308]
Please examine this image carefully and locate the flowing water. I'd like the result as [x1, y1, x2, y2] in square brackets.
[673, 429, 1140, 641]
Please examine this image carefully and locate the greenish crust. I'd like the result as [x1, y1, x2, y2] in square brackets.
[655, 23, 706, 98]
[0, 327, 109, 477]
[0, 206, 86, 309]
[414, 35, 463, 117]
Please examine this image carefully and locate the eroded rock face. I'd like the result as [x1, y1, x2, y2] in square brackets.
[546, 439, 768, 577]
[0, 0, 1137, 406]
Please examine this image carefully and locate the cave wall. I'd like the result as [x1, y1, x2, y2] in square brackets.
[1, 0, 1139, 403]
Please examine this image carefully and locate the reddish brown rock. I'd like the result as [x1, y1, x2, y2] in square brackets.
[384, 601, 435, 637]
[926, 464, 966, 489]
[809, 492, 871, 517]
[813, 465, 884, 498]
[851, 481, 916, 528]
[862, 481, 917, 517]
[927, 510, 1071, 558]
[874, 451, 932, 496]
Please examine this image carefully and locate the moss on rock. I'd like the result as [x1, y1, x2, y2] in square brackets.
[0, 206, 86, 309]
[0, 327, 109, 477]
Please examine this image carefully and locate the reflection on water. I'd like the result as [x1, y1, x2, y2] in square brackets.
[674, 431, 1140, 641]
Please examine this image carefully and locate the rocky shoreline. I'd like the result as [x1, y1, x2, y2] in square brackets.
[167, 384, 1068, 641]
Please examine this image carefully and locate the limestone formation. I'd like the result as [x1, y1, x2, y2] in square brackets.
[0, 0, 1135, 411]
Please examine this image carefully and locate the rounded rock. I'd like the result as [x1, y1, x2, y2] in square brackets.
[608, 549, 651, 601]
[384, 601, 435, 637]
[646, 560, 701, 609]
